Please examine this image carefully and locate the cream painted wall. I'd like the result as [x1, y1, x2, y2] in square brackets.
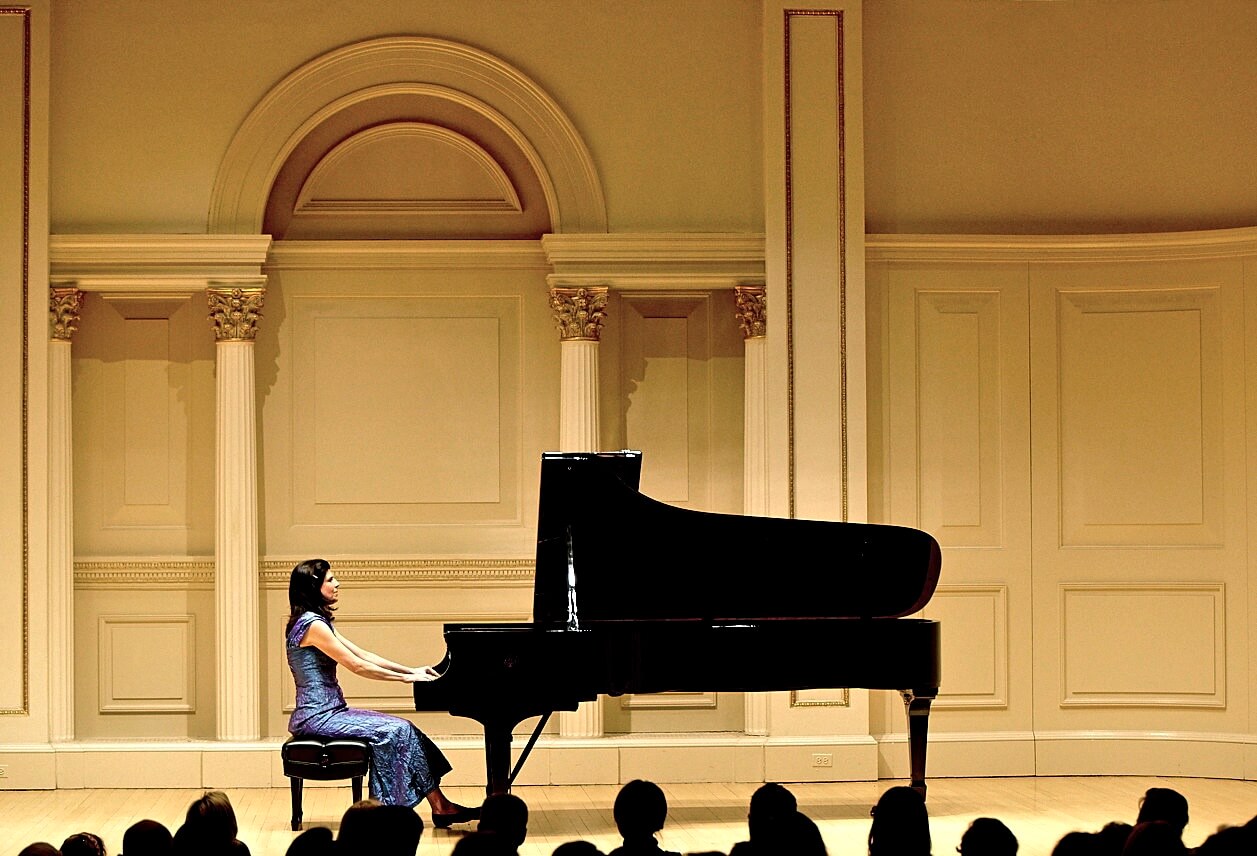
[48, 0, 763, 234]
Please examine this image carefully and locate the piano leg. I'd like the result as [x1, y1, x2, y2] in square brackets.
[900, 689, 936, 799]
[484, 721, 515, 796]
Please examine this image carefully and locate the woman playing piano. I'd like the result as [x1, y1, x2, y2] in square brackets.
[285, 558, 480, 826]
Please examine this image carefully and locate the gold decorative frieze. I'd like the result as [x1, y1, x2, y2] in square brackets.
[207, 286, 265, 341]
[49, 287, 84, 341]
[549, 286, 608, 341]
[734, 285, 767, 339]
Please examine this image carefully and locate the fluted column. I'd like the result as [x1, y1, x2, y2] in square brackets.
[549, 285, 607, 737]
[208, 285, 264, 741]
[48, 287, 83, 743]
[735, 285, 771, 736]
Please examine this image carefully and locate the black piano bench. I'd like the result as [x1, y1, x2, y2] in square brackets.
[280, 736, 371, 831]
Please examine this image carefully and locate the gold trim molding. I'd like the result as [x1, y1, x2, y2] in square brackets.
[790, 688, 851, 708]
[49, 286, 83, 341]
[1, 3, 31, 717]
[734, 285, 766, 339]
[74, 558, 535, 589]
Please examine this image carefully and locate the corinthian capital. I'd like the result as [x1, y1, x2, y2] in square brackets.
[207, 287, 265, 341]
[734, 285, 766, 340]
[49, 287, 85, 341]
[549, 286, 608, 342]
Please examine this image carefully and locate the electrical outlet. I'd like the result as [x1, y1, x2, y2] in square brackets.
[811, 753, 833, 768]
[0, 764, 8, 778]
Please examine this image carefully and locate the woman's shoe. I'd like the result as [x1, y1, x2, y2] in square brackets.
[432, 803, 481, 829]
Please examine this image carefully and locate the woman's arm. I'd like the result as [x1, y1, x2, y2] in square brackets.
[301, 621, 425, 682]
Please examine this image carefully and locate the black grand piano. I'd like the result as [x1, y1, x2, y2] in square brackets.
[414, 451, 942, 796]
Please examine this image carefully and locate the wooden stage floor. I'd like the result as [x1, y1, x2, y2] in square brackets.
[3, 776, 1256, 856]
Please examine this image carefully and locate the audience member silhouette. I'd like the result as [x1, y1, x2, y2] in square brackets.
[17, 845, 61, 856]
[1135, 789, 1189, 839]
[59, 834, 105, 856]
[1121, 821, 1186, 856]
[451, 831, 517, 856]
[868, 785, 931, 856]
[1051, 831, 1100, 856]
[552, 842, 606, 856]
[1194, 824, 1254, 856]
[959, 817, 1018, 856]
[172, 790, 250, 855]
[609, 779, 681, 856]
[283, 826, 332, 856]
[1095, 822, 1133, 856]
[335, 799, 424, 856]
[478, 792, 530, 854]
[781, 810, 828, 856]
[729, 782, 797, 856]
[120, 820, 172, 856]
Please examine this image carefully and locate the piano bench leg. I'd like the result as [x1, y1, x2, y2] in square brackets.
[289, 777, 303, 831]
[352, 775, 363, 804]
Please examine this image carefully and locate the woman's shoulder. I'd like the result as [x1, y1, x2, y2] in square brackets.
[287, 611, 331, 645]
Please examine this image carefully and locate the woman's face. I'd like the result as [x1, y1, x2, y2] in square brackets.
[320, 572, 340, 605]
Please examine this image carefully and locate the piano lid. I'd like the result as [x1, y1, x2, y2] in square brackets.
[532, 451, 942, 627]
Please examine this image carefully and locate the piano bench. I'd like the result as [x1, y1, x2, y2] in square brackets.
[281, 736, 371, 831]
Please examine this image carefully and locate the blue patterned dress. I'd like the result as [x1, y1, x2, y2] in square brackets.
[286, 611, 452, 807]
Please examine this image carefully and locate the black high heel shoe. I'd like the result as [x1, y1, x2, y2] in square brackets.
[432, 803, 481, 829]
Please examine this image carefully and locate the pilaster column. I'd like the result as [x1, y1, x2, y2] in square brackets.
[735, 285, 771, 736]
[549, 285, 607, 737]
[207, 285, 264, 741]
[48, 286, 83, 742]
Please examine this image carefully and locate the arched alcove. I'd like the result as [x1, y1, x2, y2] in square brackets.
[209, 37, 607, 235]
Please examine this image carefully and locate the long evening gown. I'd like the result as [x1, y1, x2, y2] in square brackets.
[286, 611, 452, 807]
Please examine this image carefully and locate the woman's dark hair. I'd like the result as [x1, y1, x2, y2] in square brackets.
[59, 834, 105, 856]
[287, 559, 335, 635]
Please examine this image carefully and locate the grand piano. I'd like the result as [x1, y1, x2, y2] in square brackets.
[414, 451, 942, 796]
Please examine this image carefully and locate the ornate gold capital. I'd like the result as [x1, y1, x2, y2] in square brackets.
[207, 287, 265, 341]
[734, 285, 767, 340]
[49, 287, 84, 341]
[549, 286, 608, 341]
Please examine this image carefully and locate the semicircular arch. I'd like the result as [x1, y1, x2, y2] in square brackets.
[209, 36, 607, 235]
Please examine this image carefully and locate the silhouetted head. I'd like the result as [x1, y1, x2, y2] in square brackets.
[1136, 788, 1189, 835]
[1052, 831, 1099, 856]
[284, 826, 333, 856]
[1194, 824, 1254, 856]
[181, 791, 238, 845]
[478, 793, 529, 848]
[959, 817, 1018, 856]
[121, 819, 172, 856]
[17, 845, 62, 856]
[1122, 820, 1186, 856]
[613, 779, 669, 841]
[868, 785, 930, 856]
[452, 832, 515, 856]
[336, 799, 384, 856]
[1095, 822, 1134, 856]
[747, 782, 798, 844]
[60, 833, 105, 856]
[287, 558, 336, 634]
[551, 842, 604, 856]
[782, 810, 828, 856]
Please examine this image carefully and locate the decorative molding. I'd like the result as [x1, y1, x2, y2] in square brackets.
[790, 688, 850, 708]
[927, 585, 1009, 710]
[542, 232, 765, 290]
[620, 692, 718, 711]
[48, 286, 83, 341]
[49, 234, 272, 293]
[734, 285, 766, 339]
[865, 227, 1257, 262]
[206, 286, 265, 341]
[208, 37, 606, 233]
[265, 240, 548, 271]
[73, 558, 535, 589]
[97, 615, 197, 714]
[550, 286, 608, 341]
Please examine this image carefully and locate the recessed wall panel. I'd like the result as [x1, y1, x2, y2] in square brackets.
[1058, 288, 1222, 545]
[924, 585, 1008, 709]
[625, 315, 690, 501]
[916, 291, 1003, 545]
[98, 615, 196, 713]
[1061, 584, 1224, 707]
[290, 296, 521, 525]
